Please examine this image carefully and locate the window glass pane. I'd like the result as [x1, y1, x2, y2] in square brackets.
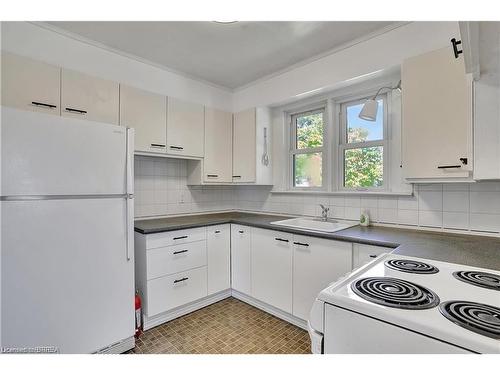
[344, 146, 383, 188]
[296, 111, 323, 149]
[346, 99, 383, 143]
[294, 153, 322, 187]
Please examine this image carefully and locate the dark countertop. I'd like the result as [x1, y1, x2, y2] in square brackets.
[135, 212, 500, 270]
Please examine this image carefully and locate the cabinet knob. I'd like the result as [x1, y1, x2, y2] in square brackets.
[169, 145, 184, 150]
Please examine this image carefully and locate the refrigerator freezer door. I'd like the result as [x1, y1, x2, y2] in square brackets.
[1, 107, 127, 196]
[1, 198, 135, 353]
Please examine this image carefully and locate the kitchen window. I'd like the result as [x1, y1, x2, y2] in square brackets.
[339, 95, 387, 190]
[289, 108, 325, 189]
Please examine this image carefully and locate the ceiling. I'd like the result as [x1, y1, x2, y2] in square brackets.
[45, 21, 395, 90]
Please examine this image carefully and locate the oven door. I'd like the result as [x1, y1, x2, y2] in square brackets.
[324, 304, 473, 354]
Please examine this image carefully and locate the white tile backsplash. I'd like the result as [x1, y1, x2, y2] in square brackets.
[134, 158, 500, 236]
[134, 156, 235, 218]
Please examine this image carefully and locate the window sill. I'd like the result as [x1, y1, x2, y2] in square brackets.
[270, 189, 414, 197]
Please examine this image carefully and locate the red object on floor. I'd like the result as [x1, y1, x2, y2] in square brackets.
[135, 291, 143, 338]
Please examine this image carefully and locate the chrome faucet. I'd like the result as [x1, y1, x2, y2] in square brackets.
[319, 204, 330, 222]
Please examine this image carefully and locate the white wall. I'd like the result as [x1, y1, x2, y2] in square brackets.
[0, 22, 233, 111]
[233, 22, 460, 111]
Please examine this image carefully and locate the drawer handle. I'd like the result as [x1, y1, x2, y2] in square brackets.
[207, 174, 219, 178]
[173, 277, 189, 284]
[173, 249, 188, 255]
[232, 175, 242, 178]
[293, 241, 309, 247]
[238, 230, 244, 234]
[31, 101, 57, 109]
[150, 143, 166, 148]
[215, 230, 221, 234]
[173, 235, 188, 240]
[65, 107, 87, 114]
[169, 145, 184, 150]
[275, 238, 289, 243]
[437, 165, 461, 169]
[369, 255, 378, 258]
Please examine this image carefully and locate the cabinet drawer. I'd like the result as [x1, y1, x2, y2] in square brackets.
[147, 240, 207, 280]
[353, 244, 393, 269]
[146, 267, 208, 316]
[145, 227, 206, 249]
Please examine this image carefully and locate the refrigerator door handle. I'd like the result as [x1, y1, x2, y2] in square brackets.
[126, 128, 135, 196]
[126, 128, 135, 261]
[126, 196, 133, 261]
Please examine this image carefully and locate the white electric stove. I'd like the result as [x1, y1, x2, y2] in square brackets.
[308, 253, 500, 354]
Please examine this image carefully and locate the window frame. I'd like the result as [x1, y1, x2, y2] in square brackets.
[288, 106, 327, 191]
[337, 94, 389, 192]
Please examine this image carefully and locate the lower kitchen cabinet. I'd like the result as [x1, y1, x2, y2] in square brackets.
[353, 243, 393, 269]
[251, 228, 293, 314]
[136, 222, 393, 329]
[147, 266, 208, 316]
[230, 225, 252, 295]
[207, 224, 231, 294]
[292, 235, 352, 321]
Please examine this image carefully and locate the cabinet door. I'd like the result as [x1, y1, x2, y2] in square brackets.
[251, 228, 292, 313]
[232, 108, 256, 182]
[204, 107, 233, 182]
[353, 243, 392, 269]
[230, 225, 252, 295]
[167, 97, 204, 157]
[293, 235, 352, 320]
[120, 85, 167, 153]
[402, 46, 471, 179]
[207, 224, 231, 294]
[1, 52, 60, 115]
[61, 69, 119, 124]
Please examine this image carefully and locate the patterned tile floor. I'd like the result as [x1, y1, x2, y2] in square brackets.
[129, 297, 311, 354]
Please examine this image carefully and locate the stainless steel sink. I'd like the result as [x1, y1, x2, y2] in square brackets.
[270, 217, 357, 233]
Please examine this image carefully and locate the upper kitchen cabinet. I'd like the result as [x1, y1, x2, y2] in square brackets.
[232, 107, 273, 185]
[1, 52, 61, 115]
[187, 107, 233, 184]
[61, 69, 119, 124]
[120, 85, 167, 154]
[204, 108, 233, 182]
[402, 44, 473, 182]
[166, 97, 204, 158]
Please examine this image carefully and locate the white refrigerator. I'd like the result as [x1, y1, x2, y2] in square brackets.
[1, 107, 135, 353]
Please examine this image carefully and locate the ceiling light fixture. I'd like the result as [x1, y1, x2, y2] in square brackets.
[359, 80, 402, 121]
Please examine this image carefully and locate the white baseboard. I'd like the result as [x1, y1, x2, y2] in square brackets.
[144, 289, 232, 331]
[231, 290, 307, 330]
[96, 336, 135, 354]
